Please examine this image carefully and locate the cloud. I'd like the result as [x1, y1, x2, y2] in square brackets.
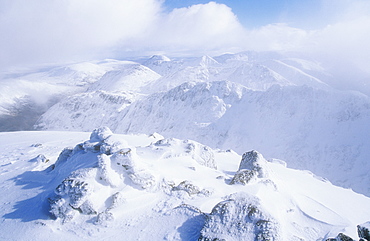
[108, 1, 248, 57]
[149, 2, 245, 52]
[0, 1, 247, 69]
[1, 0, 370, 94]
[0, 0, 162, 69]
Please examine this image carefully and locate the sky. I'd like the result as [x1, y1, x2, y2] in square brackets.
[0, 0, 370, 87]
[163, 0, 325, 29]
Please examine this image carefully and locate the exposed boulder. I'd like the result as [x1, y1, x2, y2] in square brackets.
[326, 233, 355, 241]
[172, 180, 211, 197]
[230, 150, 268, 185]
[49, 168, 97, 223]
[199, 193, 280, 241]
[230, 169, 258, 185]
[358, 222, 370, 240]
[238, 150, 267, 176]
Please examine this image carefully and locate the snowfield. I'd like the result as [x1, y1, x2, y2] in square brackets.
[1, 51, 370, 240]
[0, 128, 370, 240]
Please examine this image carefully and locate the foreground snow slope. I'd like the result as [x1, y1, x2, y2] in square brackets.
[1, 128, 369, 240]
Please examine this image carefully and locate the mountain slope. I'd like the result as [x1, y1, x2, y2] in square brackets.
[36, 79, 370, 196]
[35, 90, 139, 132]
[88, 62, 161, 93]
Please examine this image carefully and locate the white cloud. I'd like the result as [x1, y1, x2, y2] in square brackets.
[1, 0, 370, 93]
[115, 1, 247, 56]
[0, 0, 162, 69]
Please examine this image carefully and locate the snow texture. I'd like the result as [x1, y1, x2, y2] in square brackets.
[1, 129, 370, 240]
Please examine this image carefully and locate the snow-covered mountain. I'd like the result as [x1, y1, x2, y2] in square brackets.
[0, 59, 156, 131]
[35, 90, 140, 132]
[88, 62, 161, 93]
[1, 128, 369, 240]
[141, 52, 330, 94]
[36, 77, 370, 196]
[1, 51, 370, 240]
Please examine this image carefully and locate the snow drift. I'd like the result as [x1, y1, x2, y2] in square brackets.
[1, 128, 370, 240]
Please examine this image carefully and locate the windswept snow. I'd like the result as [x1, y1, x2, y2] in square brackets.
[0, 128, 369, 240]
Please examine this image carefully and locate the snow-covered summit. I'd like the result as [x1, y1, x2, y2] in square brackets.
[143, 54, 171, 66]
[88, 63, 161, 93]
[1, 128, 370, 240]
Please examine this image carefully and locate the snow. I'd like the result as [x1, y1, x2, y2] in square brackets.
[88, 62, 161, 93]
[38, 79, 370, 196]
[1, 50, 370, 240]
[0, 129, 369, 240]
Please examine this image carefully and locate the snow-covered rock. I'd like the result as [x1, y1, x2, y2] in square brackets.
[230, 150, 269, 185]
[1, 130, 370, 240]
[199, 193, 280, 241]
[46, 127, 220, 223]
[149, 138, 217, 169]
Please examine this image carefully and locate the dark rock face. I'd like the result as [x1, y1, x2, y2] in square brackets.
[326, 233, 354, 241]
[358, 222, 370, 240]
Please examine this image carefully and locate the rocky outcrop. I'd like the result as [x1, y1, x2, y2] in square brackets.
[358, 222, 370, 240]
[151, 138, 217, 169]
[48, 127, 135, 223]
[47, 127, 218, 223]
[172, 180, 211, 197]
[199, 193, 280, 241]
[326, 233, 354, 241]
[230, 150, 268, 185]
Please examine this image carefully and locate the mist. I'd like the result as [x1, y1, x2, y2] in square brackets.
[0, 0, 369, 94]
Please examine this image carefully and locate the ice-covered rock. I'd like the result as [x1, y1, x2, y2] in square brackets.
[238, 150, 268, 176]
[49, 168, 97, 222]
[172, 180, 211, 197]
[46, 128, 220, 222]
[47, 127, 132, 222]
[199, 192, 280, 241]
[230, 150, 268, 185]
